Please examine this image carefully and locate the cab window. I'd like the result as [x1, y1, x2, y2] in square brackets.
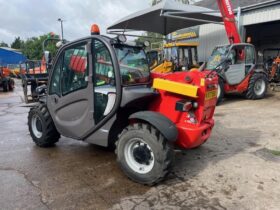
[49, 58, 62, 95]
[114, 44, 150, 85]
[61, 44, 88, 95]
[94, 41, 115, 86]
[245, 46, 255, 64]
[93, 39, 116, 124]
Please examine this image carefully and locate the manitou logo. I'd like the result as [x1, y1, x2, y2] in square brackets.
[225, 0, 233, 15]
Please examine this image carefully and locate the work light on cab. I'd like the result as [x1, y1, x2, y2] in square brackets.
[117, 34, 127, 43]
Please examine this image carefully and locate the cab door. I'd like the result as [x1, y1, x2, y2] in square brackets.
[224, 45, 246, 85]
[47, 39, 94, 139]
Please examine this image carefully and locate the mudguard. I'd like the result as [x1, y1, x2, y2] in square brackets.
[129, 111, 178, 142]
[254, 68, 268, 76]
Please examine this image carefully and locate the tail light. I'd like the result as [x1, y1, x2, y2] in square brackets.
[175, 100, 198, 124]
[175, 100, 192, 112]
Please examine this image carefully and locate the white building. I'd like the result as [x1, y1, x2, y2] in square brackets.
[189, 0, 280, 62]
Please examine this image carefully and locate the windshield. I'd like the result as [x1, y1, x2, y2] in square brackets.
[206, 46, 230, 70]
[114, 45, 150, 85]
[164, 47, 178, 62]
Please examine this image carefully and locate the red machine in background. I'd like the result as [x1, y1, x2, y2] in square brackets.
[205, 0, 268, 104]
[20, 33, 61, 103]
[0, 66, 15, 92]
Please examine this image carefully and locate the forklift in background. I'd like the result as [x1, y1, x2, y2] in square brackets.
[20, 32, 62, 103]
[262, 48, 280, 91]
[150, 42, 199, 73]
[0, 66, 14, 92]
[202, 0, 268, 104]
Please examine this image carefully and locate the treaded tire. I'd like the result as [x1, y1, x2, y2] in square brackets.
[2, 81, 8, 92]
[8, 79, 15, 91]
[28, 104, 60, 147]
[217, 78, 224, 105]
[115, 123, 174, 185]
[246, 73, 268, 100]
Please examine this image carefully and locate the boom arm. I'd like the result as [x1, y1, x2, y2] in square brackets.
[216, 0, 241, 44]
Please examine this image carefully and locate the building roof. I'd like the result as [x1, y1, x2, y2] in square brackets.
[0, 47, 22, 54]
[195, 0, 278, 10]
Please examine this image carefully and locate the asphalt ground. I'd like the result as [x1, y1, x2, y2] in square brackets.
[0, 80, 279, 210]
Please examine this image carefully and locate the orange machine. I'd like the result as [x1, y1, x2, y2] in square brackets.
[0, 66, 14, 92]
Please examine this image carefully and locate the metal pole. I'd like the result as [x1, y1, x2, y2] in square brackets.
[57, 18, 64, 41]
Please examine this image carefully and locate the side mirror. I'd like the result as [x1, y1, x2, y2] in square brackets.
[225, 58, 232, 64]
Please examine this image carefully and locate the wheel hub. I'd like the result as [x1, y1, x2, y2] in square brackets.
[31, 115, 43, 138]
[124, 138, 155, 174]
[36, 119, 42, 132]
[133, 144, 152, 165]
[254, 79, 265, 96]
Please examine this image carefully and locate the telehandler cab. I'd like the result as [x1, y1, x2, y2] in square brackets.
[149, 42, 199, 73]
[28, 25, 218, 185]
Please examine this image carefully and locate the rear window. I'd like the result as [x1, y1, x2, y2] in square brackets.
[114, 45, 150, 85]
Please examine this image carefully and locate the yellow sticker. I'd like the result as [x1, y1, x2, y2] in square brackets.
[205, 90, 217, 100]
[200, 78, 205, 86]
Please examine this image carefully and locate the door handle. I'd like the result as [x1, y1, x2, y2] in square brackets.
[53, 96, 58, 104]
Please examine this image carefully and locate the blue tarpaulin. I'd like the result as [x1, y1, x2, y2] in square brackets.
[0, 47, 26, 66]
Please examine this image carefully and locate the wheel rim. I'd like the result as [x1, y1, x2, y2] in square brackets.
[31, 115, 43, 138]
[124, 138, 155, 174]
[254, 79, 266, 96]
[217, 83, 221, 99]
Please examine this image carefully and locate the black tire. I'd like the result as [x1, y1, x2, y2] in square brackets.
[8, 79, 14, 91]
[28, 104, 60, 147]
[115, 123, 174, 185]
[2, 81, 8, 92]
[217, 78, 224, 105]
[246, 73, 268, 100]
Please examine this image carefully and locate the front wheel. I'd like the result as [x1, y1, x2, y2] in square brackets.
[2, 81, 8, 92]
[116, 123, 174, 185]
[246, 73, 268, 99]
[8, 79, 15, 91]
[28, 104, 60, 147]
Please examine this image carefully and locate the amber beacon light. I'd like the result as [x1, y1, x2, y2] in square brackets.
[91, 24, 100, 35]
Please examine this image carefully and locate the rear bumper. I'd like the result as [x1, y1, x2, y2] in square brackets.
[175, 119, 215, 149]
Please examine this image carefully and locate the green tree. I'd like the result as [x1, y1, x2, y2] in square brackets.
[0, 41, 9, 47]
[11, 37, 24, 49]
[22, 34, 58, 60]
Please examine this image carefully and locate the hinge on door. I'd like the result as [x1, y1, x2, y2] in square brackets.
[87, 42, 92, 54]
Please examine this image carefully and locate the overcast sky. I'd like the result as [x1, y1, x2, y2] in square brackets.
[0, 0, 151, 44]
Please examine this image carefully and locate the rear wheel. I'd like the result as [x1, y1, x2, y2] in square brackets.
[28, 104, 60, 147]
[116, 123, 174, 185]
[217, 78, 224, 105]
[246, 73, 268, 99]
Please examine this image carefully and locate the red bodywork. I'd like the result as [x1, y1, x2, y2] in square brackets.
[20, 57, 47, 75]
[216, 0, 241, 44]
[223, 73, 251, 94]
[150, 71, 218, 149]
[1, 67, 11, 77]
